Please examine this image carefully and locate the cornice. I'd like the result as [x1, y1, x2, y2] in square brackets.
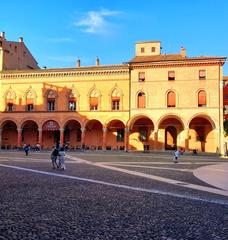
[130, 60, 226, 69]
[0, 65, 129, 79]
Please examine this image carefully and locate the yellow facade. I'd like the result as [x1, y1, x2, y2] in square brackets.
[0, 33, 226, 153]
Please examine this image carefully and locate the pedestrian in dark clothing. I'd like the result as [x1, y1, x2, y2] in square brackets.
[24, 144, 30, 156]
[51, 147, 59, 169]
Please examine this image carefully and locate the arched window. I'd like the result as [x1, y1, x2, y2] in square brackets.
[111, 88, 120, 110]
[68, 90, 77, 111]
[25, 90, 35, 111]
[198, 90, 206, 107]
[5, 88, 16, 112]
[167, 91, 176, 107]
[90, 89, 99, 111]
[47, 90, 56, 111]
[137, 92, 146, 108]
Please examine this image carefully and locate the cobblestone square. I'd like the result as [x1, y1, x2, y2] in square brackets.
[0, 150, 228, 240]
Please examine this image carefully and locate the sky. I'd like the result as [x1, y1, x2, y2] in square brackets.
[1, 0, 228, 75]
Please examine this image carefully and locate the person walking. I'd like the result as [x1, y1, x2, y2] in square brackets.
[51, 147, 59, 169]
[24, 144, 30, 156]
[58, 147, 66, 170]
[173, 149, 180, 163]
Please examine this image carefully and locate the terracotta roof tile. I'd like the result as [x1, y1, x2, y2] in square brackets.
[128, 54, 226, 63]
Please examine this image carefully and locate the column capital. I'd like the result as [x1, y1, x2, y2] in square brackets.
[103, 127, 107, 133]
[38, 128, 42, 132]
[59, 128, 64, 132]
[17, 128, 22, 132]
[125, 127, 129, 133]
[81, 128, 86, 132]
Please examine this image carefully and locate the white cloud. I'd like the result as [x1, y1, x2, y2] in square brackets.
[74, 9, 122, 34]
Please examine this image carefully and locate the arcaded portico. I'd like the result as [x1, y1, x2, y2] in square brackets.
[0, 33, 226, 153]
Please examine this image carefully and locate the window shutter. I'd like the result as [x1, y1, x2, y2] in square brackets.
[90, 97, 98, 106]
[26, 98, 34, 104]
[198, 91, 206, 105]
[138, 93, 146, 108]
[167, 92, 175, 107]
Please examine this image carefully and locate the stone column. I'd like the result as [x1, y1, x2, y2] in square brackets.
[81, 128, 86, 147]
[102, 127, 107, 150]
[38, 128, 42, 148]
[124, 127, 129, 152]
[153, 130, 158, 151]
[184, 128, 189, 151]
[0, 128, 2, 150]
[60, 128, 64, 147]
[17, 128, 22, 148]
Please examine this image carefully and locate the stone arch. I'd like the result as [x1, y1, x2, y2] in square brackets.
[63, 119, 82, 148]
[157, 114, 185, 150]
[127, 114, 155, 151]
[127, 114, 155, 131]
[21, 120, 39, 146]
[1, 120, 18, 149]
[42, 120, 61, 149]
[188, 114, 216, 152]
[0, 118, 19, 129]
[84, 119, 103, 149]
[105, 119, 126, 150]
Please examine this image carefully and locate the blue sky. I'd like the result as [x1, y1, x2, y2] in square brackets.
[1, 0, 228, 75]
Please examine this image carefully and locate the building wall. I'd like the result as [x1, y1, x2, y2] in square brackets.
[0, 37, 226, 153]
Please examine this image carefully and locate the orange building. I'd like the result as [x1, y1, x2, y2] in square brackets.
[223, 76, 228, 120]
[0, 32, 226, 154]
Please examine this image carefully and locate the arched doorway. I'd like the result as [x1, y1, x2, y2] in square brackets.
[1, 120, 17, 149]
[189, 117, 215, 152]
[158, 117, 184, 150]
[165, 126, 177, 150]
[84, 120, 103, 149]
[42, 120, 60, 149]
[21, 121, 38, 147]
[106, 120, 125, 150]
[64, 120, 81, 148]
[129, 116, 154, 151]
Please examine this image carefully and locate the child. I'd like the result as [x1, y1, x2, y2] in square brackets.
[173, 149, 180, 163]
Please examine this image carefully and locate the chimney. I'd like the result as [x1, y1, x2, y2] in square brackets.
[76, 58, 80, 68]
[19, 37, 23, 43]
[180, 46, 186, 57]
[96, 56, 100, 66]
[0, 32, 5, 40]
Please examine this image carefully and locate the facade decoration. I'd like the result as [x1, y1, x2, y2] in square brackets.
[0, 33, 227, 154]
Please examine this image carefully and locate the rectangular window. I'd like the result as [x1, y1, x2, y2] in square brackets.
[68, 101, 76, 111]
[48, 100, 55, 111]
[27, 104, 34, 111]
[199, 70, 206, 80]
[112, 100, 120, 110]
[139, 129, 147, 142]
[117, 129, 124, 142]
[141, 47, 145, 53]
[138, 72, 145, 82]
[7, 103, 13, 112]
[168, 71, 175, 80]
